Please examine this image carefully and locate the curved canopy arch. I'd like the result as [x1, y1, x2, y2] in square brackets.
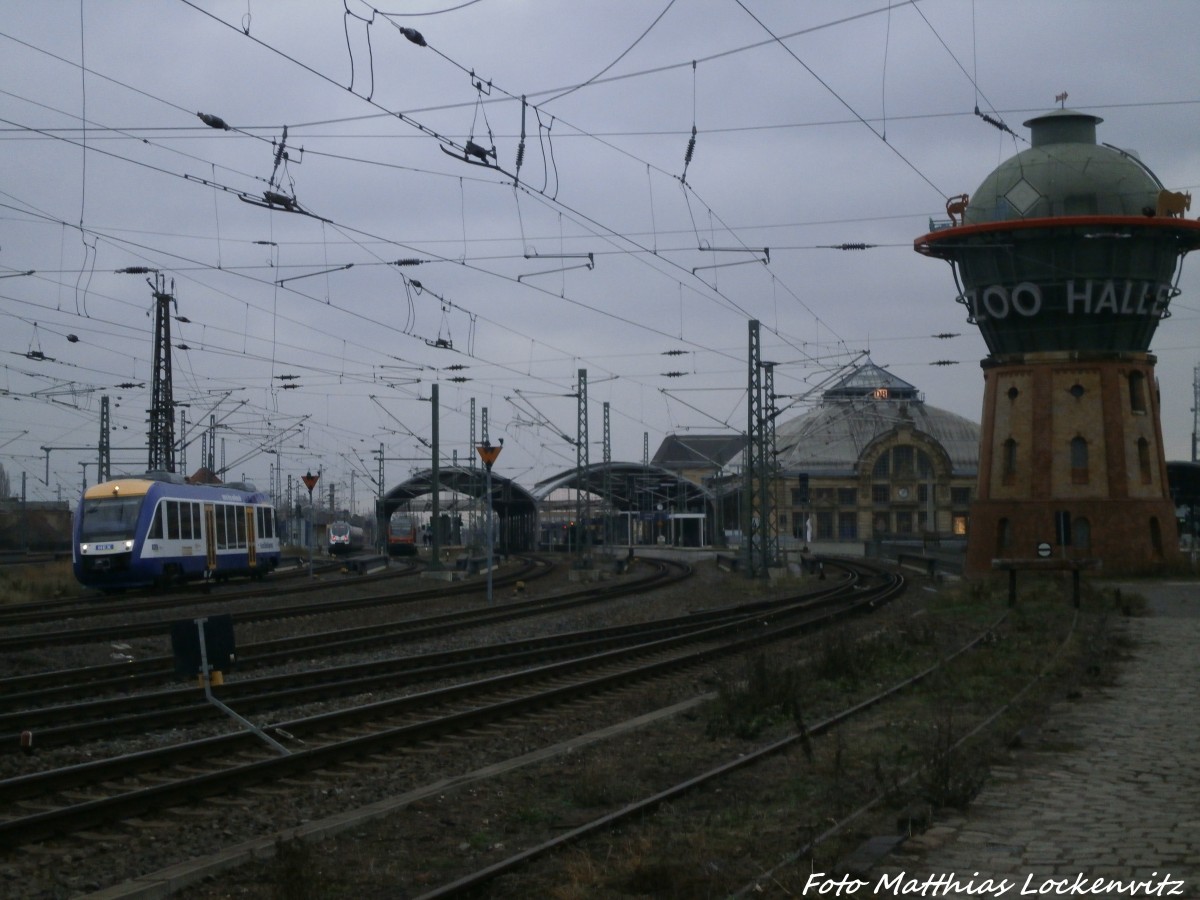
[381, 465, 537, 518]
[380, 465, 538, 552]
[532, 461, 712, 512]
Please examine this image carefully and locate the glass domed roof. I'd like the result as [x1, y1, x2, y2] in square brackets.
[770, 361, 979, 477]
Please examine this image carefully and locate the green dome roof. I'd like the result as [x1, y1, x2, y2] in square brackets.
[964, 109, 1162, 223]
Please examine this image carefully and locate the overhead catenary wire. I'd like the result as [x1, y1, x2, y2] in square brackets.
[7, 3, 1196, 495]
[732, 0, 946, 199]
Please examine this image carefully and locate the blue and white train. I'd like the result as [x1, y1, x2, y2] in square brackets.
[73, 472, 281, 590]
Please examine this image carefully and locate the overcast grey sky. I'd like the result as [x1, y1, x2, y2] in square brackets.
[3, 1, 1199, 511]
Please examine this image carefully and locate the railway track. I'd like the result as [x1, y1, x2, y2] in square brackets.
[0, 555, 544, 653]
[0, 557, 692, 745]
[0, 556, 422, 633]
[0, 555, 661, 711]
[420, 603, 1032, 899]
[0, 559, 895, 848]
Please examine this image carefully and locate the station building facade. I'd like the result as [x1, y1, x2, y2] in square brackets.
[655, 360, 980, 549]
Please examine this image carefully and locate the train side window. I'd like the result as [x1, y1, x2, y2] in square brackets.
[215, 505, 228, 548]
[166, 501, 181, 540]
[179, 501, 193, 540]
[266, 507, 276, 539]
[235, 506, 247, 548]
[149, 503, 165, 540]
[191, 503, 202, 539]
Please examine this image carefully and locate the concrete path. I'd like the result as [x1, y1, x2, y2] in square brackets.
[861, 580, 1200, 899]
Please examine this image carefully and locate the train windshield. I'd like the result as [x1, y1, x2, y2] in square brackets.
[330, 522, 350, 537]
[79, 496, 145, 541]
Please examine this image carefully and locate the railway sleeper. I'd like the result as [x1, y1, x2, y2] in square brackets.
[342, 760, 389, 771]
[75, 831, 120, 844]
[60, 790, 107, 803]
[123, 816, 176, 829]
[171, 764, 226, 775]
[171, 807, 218, 818]
[15, 800, 60, 812]
[206, 796, 255, 808]
[242, 785, 289, 796]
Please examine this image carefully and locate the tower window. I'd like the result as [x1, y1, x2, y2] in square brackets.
[1007, 386, 1019, 400]
[1070, 436, 1089, 484]
[1002, 438, 1018, 484]
[1069, 383, 1085, 399]
[1129, 371, 1147, 414]
[1150, 518, 1164, 558]
[1072, 517, 1091, 550]
[1137, 438, 1152, 484]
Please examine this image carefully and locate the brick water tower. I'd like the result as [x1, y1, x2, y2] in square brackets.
[915, 108, 1200, 575]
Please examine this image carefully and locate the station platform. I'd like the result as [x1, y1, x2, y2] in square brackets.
[864, 579, 1200, 898]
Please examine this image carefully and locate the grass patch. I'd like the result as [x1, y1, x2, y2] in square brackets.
[267, 837, 343, 900]
[567, 751, 648, 807]
[704, 652, 806, 740]
[0, 559, 86, 605]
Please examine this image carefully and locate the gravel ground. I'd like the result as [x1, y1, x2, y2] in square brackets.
[0, 557, 1103, 899]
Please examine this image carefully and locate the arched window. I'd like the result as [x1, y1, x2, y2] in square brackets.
[916, 450, 933, 478]
[1129, 371, 1147, 414]
[1137, 438, 1152, 484]
[1070, 436, 1089, 484]
[872, 451, 890, 480]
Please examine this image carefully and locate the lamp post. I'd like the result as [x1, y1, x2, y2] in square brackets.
[475, 439, 502, 605]
[301, 469, 320, 579]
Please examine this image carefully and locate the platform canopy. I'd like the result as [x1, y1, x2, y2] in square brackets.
[532, 461, 712, 513]
[380, 465, 537, 520]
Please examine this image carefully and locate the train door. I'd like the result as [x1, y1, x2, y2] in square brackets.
[245, 506, 257, 569]
[204, 504, 218, 576]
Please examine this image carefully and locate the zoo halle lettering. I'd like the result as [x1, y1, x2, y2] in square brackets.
[961, 278, 1173, 321]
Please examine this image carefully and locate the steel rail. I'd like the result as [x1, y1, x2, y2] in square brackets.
[0, 562, 849, 747]
[0, 556, 545, 652]
[0, 563, 887, 846]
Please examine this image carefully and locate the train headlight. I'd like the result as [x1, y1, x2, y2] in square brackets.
[80, 543, 89, 553]
[124, 540, 134, 551]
